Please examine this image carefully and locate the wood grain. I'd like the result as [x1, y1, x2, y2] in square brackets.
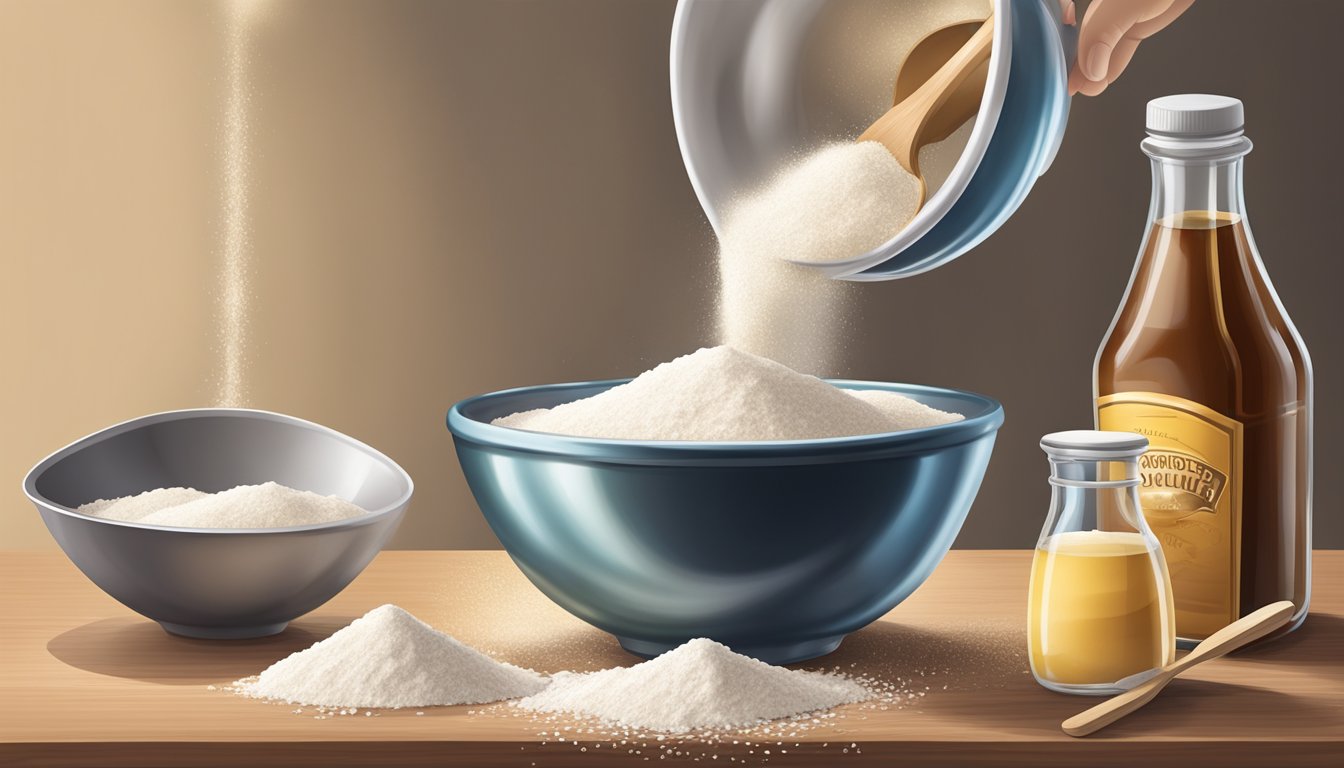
[1062, 601, 1297, 737]
[1, 550, 1339, 767]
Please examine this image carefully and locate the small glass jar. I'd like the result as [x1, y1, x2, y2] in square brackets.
[1029, 431, 1176, 695]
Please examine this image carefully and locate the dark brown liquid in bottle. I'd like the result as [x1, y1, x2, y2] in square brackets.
[1096, 211, 1310, 643]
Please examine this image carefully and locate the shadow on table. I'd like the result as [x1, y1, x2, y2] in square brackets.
[46, 614, 355, 685]
[1086, 678, 1338, 738]
[1228, 612, 1344, 673]
[832, 614, 1340, 737]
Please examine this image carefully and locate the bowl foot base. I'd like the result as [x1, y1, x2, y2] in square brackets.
[615, 633, 845, 665]
[158, 621, 289, 640]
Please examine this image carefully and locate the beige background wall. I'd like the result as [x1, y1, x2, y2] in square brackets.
[2, 0, 1339, 550]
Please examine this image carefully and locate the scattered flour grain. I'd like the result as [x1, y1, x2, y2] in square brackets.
[238, 605, 546, 708]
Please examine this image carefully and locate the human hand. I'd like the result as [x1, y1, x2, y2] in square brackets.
[1064, 0, 1195, 96]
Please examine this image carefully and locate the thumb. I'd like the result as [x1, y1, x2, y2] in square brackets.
[1076, 0, 1154, 81]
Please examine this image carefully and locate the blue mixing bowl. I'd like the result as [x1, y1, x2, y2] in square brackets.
[448, 380, 1003, 664]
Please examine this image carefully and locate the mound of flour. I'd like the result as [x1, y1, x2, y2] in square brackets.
[79, 482, 367, 529]
[238, 605, 546, 708]
[516, 638, 868, 733]
[78, 487, 209, 522]
[493, 346, 961, 441]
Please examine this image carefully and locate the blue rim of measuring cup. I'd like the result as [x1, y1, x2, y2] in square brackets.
[849, 0, 1073, 281]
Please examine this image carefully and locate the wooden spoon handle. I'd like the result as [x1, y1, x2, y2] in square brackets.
[1061, 671, 1176, 737]
[1177, 601, 1296, 669]
[1061, 601, 1295, 738]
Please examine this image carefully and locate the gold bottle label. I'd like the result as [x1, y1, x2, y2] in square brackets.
[1098, 392, 1243, 639]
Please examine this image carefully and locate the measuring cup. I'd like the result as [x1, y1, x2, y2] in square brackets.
[670, 0, 1077, 280]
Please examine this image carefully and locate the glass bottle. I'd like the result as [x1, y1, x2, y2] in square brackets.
[1029, 431, 1176, 696]
[1095, 95, 1312, 646]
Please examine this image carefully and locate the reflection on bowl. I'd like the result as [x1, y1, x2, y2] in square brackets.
[24, 409, 413, 639]
[449, 379, 1002, 664]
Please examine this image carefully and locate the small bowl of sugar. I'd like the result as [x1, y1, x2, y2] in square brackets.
[23, 409, 413, 639]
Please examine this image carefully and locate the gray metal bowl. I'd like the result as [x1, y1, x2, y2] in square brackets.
[449, 380, 1003, 664]
[23, 409, 413, 639]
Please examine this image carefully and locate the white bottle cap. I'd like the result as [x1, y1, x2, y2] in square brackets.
[1041, 430, 1149, 459]
[1147, 94, 1244, 138]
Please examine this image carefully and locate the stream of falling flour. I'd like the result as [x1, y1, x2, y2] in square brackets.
[217, 1, 263, 407]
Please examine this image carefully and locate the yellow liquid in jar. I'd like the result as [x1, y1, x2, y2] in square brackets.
[1028, 530, 1175, 686]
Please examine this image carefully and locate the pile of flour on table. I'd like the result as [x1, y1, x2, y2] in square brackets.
[237, 605, 546, 708]
[229, 611, 883, 733]
[493, 346, 962, 441]
[516, 638, 869, 733]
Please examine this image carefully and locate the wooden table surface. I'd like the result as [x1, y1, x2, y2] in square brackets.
[1, 550, 1340, 767]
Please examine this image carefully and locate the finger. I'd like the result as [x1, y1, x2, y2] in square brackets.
[1072, 36, 1139, 96]
[1102, 36, 1143, 85]
[1129, 0, 1196, 40]
[1073, 73, 1110, 97]
[1068, 67, 1091, 95]
[1076, 0, 1153, 80]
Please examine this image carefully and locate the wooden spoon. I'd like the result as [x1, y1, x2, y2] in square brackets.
[1061, 601, 1296, 738]
[857, 15, 993, 208]
[891, 21, 988, 147]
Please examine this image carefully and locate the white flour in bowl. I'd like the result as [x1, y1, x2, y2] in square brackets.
[237, 605, 546, 708]
[515, 638, 869, 733]
[77, 487, 209, 522]
[493, 346, 962, 441]
[78, 481, 368, 529]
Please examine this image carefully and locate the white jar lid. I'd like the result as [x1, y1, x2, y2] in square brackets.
[1040, 430, 1149, 459]
[1147, 94, 1243, 138]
